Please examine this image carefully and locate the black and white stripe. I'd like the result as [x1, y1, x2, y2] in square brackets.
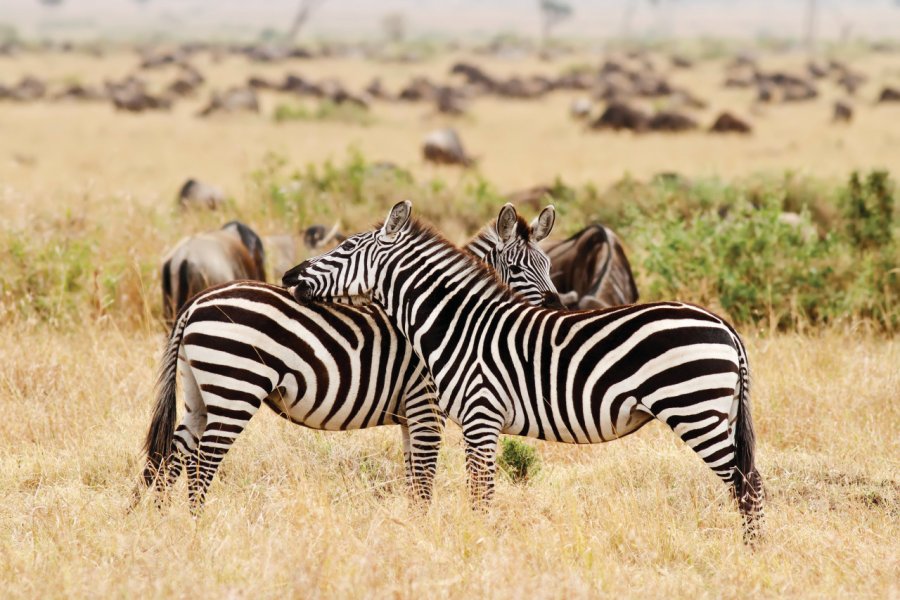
[141, 204, 560, 510]
[284, 201, 764, 539]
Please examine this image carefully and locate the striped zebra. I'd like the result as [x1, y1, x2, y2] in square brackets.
[140, 204, 560, 510]
[283, 201, 765, 540]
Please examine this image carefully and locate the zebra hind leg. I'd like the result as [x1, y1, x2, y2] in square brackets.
[187, 393, 261, 515]
[652, 390, 763, 543]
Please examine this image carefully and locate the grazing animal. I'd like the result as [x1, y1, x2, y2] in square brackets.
[303, 223, 346, 250]
[647, 110, 698, 132]
[590, 102, 649, 132]
[284, 202, 764, 541]
[878, 87, 900, 103]
[178, 178, 225, 210]
[198, 87, 259, 117]
[710, 112, 752, 134]
[833, 100, 853, 123]
[160, 221, 266, 325]
[543, 224, 639, 309]
[140, 205, 561, 511]
[569, 97, 593, 120]
[422, 128, 474, 166]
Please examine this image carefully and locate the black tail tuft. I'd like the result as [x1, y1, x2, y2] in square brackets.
[141, 313, 186, 488]
[731, 332, 764, 541]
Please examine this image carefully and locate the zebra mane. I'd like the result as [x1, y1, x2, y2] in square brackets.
[403, 217, 521, 302]
[464, 214, 531, 252]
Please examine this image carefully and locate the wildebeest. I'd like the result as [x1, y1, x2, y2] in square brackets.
[178, 178, 225, 210]
[160, 221, 266, 325]
[647, 110, 698, 132]
[878, 87, 900, 103]
[422, 128, 474, 166]
[569, 97, 593, 120]
[709, 111, 752, 134]
[833, 100, 853, 123]
[542, 224, 639, 309]
[303, 223, 346, 250]
[198, 87, 259, 117]
[2, 76, 47, 102]
[590, 102, 649, 132]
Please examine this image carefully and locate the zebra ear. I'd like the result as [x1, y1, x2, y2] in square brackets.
[530, 205, 556, 242]
[380, 200, 412, 241]
[496, 203, 518, 244]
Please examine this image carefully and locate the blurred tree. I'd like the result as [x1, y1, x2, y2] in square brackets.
[382, 12, 407, 44]
[286, 0, 329, 42]
[538, 0, 573, 47]
[805, 0, 819, 54]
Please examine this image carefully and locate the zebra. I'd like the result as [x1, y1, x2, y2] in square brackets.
[140, 203, 561, 511]
[283, 201, 765, 540]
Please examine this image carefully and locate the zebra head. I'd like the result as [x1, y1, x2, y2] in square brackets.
[284, 201, 414, 304]
[283, 201, 561, 308]
[479, 203, 561, 308]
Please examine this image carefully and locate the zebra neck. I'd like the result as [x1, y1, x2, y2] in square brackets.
[377, 237, 518, 368]
[462, 228, 498, 262]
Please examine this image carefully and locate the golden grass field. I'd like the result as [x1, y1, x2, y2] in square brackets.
[0, 47, 898, 598]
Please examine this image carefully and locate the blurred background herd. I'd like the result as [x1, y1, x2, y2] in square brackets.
[0, 0, 897, 333]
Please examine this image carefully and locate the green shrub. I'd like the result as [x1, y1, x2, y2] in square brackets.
[842, 170, 894, 250]
[273, 100, 373, 126]
[498, 438, 540, 484]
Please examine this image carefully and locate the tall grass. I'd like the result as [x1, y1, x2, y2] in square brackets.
[1, 152, 896, 332]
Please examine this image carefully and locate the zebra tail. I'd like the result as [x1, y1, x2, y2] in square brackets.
[142, 310, 188, 487]
[731, 331, 763, 528]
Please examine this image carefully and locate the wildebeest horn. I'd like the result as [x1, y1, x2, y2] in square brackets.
[321, 222, 344, 245]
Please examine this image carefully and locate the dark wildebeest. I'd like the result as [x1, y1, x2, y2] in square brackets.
[542, 224, 639, 309]
[161, 221, 266, 325]
[833, 100, 853, 123]
[709, 111, 752, 134]
[590, 102, 650, 132]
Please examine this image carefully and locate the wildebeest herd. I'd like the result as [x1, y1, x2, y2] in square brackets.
[140, 185, 764, 543]
[4, 43, 899, 169]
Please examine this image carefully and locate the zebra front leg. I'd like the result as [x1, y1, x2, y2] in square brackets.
[403, 397, 447, 504]
[461, 414, 502, 509]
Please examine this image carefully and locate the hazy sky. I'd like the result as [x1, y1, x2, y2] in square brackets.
[2, 0, 899, 41]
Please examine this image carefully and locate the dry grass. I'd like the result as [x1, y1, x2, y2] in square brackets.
[0, 326, 897, 598]
[0, 48, 898, 598]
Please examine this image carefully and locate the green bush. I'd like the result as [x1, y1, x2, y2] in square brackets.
[498, 438, 540, 484]
[273, 100, 373, 126]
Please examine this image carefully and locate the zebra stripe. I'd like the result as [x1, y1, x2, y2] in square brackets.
[284, 201, 764, 540]
[140, 204, 561, 511]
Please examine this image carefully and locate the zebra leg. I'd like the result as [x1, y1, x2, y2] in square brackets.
[403, 394, 447, 504]
[460, 411, 503, 508]
[650, 388, 763, 541]
[162, 359, 206, 496]
[188, 392, 261, 515]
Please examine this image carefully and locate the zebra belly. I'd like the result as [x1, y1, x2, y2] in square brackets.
[502, 316, 742, 445]
[182, 288, 426, 433]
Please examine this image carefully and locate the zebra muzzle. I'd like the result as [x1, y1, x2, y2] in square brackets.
[290, 281, 314, 303]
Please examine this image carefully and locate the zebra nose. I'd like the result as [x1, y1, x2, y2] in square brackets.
[290, 281, 314, 303]
[541, 291, 566, 310]
[281, 263, 306, 287]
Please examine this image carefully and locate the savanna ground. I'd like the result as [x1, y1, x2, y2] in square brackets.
[0, 43, 898, 598]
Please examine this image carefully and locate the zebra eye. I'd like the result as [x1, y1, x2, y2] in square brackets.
[341, 239, 357, 251]
[509, 265, 523, 274]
